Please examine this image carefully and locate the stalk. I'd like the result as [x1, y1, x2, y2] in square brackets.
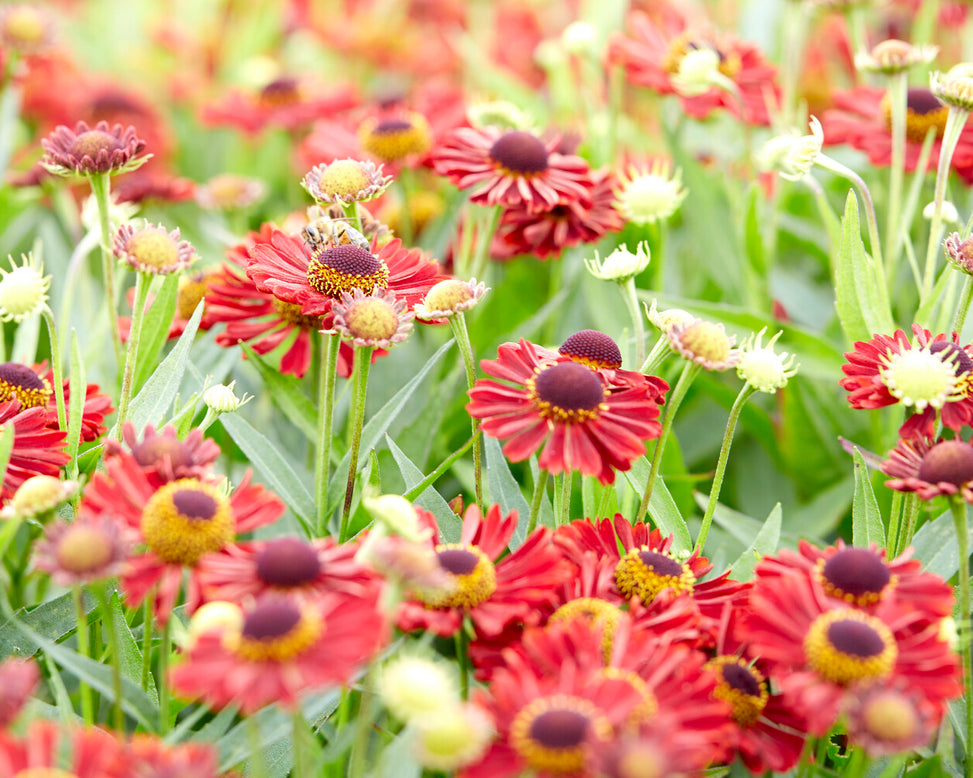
[339, 345, 373, 541]
[93, 584, 125, 731]
[948, 497, 973, 778]
[449, 312, 483, 510]
[315, 333, 339, 535]
[526, 468, 550, 535]
[113, 271, 150, 438]
[87, 172, 124, 368]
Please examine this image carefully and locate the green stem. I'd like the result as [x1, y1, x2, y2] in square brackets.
[340, 345, 373, 541]
[449, 312, 483, 510]
[816, 153, 886, 276]
[954, 274, 973, 337]
[158, 618, 171, 734]
[886, 489, 904, 556]
[87, 172, 124, 370]
[949, 497, 973, 778]
[620, 277, 646, 367]
[40, 307, 66, 434]
[291, 708, 310, 778]
[885, 72, 908, 277]
[639, 333, 673, 376]
[559, 470, 573, 526]
[74, 586, 94, 725]
[348, 673, 375, 778]
[247, 714, 268, 778]
[113, 271, 150, 439]
[93, 584, 125, 731]
[403, 434, 475, 502]
[316, 333, 339, 535]
[469, 205, 502, 282]
[636, 362, 701, 523]
[697, 384, 757, 552]
[455, 624, 470, 700]
[778, 0, 807, 127]
[843, 6, 868, 61]
[895, 492, 922, 556]
[526, 467, 549, 535]
[922, 107, 969, 304]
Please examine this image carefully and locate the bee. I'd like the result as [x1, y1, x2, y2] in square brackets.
[302, 216, 371, 252]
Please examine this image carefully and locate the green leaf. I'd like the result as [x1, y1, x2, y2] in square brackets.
[132, 273, 179, 393]
[913, 508, 973, 580]
[376, 731, 422, 778]
[219, 413, 315, 533]
[621, 457, 692, 553]
[106, 587, 158, 703]
[730, 503, 781, 581]
[65, 330, 85, 476]
[241, 343, 317, 435]
[834, 191, 894, 344]
[385, 434, 462, 543]
[118, 300, 205, 435]
[0, 590, 96, 660]
[484, 435, 531, 547]
[851, 447, 885, 547]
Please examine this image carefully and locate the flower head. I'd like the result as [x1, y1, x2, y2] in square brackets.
[358, 111, 432, 162]
[585, 242, 651, 282]
[41, 120, 149, 177]
[670, 45, 724, 97]
[843, 680, 941, 757]
[855, 39, 938, 75]
[668, 319, 743, 371]
[302, 158, 392, 205]
[32, 511, 129, 586]
[379, 654, 459, 721]
[0, 253, 50, 322]
[614, 160, 687, 225]
[113, 221, 195, 275]
[194, 174, 266, 210]
[757, 117, 824, 181]
[882, 435, 973, 502]
[330, 287, 414, 348]
[736, 328, 799, 393]
[1, 474, 77, 521]
[202, 381, 250, 414]
[414, 278, 488, 321]
[466, 99, 535, 132]
[647, 300, 695, 334]
[0, 401, 70, 503]
[410, 702, 494, 771]
[0, 4, 55, 54]
[931, 64, 973, 111]
[0, 658, 39, 728]
[944, 232, 973, 274]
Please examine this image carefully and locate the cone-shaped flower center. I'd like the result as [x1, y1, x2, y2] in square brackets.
[559, 330, 623, 370]
[124, 228, 180, 271]
[271, 299, 324, 329]
[928, 341, 973, 377]
[360, 113, 431, 161]
[917, 440, 973, 485]
[489, 131, 550, 175]
[140, 479, 234, 566]
[708, 656, 768, 727]
[818, 548, 892, 605]
[131, 435, 194, 471]
[230, 596, 323, 661]
[883, 88, 950, 142]
[805, 610, 897, 684]
[316, 160, 373, 199]
[345, 297, 400, 341]
[863, 692, 919, 740]
[881, 347, 960, 410]
[259, 77, 301, 107]
[615, 548, 696, 604]
[56, 525, 114, 575]
[529, 362, 606, 422]
[70, 129, 122, 159]
[416, 544, 497, 609]
[679, 321, 731, 364]
[255, 537, 322, 587]
[510, 695, 611, 774]
[0, 362, 50, 409]
[306, 244, 390, 298]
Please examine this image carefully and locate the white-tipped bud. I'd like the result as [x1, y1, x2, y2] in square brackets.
[757, 117, 824, 181]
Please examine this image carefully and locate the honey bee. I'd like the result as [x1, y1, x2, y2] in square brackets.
[301, 216, 371, 252]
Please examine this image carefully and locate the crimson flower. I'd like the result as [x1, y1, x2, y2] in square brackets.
[0, 401, 69, 502]
[881, 435, 973, 502]
[0, 720, 123, 777]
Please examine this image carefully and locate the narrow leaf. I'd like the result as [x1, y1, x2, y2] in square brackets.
[65, 330, 85, 475]
[851, 447, 885, 547]
[107, 588, 158, 702]
[132, 273, 179, 392]
[484, 435, 531, 547]
[621, 457, 692, 553]
[730, 503, 781, 581]
[241, 343, 317, 434]
[386, 434, 462, 543]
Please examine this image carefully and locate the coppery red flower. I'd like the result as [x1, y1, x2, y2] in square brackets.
[103, 422, 220, 488]
[881, 435, 973, 502]
[0, 658, 38, 729]
[0, 401, 69, 502]
[0, 720, 123, 777]
[108, 735, 230, 778]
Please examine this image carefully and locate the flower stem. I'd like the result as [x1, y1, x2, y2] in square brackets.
[621, 277, 646, 367]
[885, 71, 908, 277]
[639, 333, 673, 376]
[87, 172, 124, 370]
[40, 306, 66, 433]
[340, 345, 373, 541]
[291, 708, 310, 778]
[93, 584, 125, 731]
[949, 497, 973, 778]
[526, 467, 549, 535]
[73, 586, 94, 725]
[954, 274, 973, 337]
[449, 312, 483, 510]
[470, 205, 502, 282]
[816, 153, 886, 275]
[697, 384, 757, 552]
[158, 618, 171, 734]
[886, 489, 904, 555]
[455, 624, 470, 700]
[922, 107, 969, 304]
[113, 270, 150, 439]
[636, 362, 700, 523]
[559, 470, 573, 526]
[247, 714, 268, 778]
[348, 673, 375, 778]
[315, 333, 339, 535]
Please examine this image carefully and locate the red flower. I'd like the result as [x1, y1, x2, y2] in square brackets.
[432, 126, 594, 212]
[881, 435, 973, 502]
[608, 9, 778, 126]
[34, 362, 113, 442]
[0, 401, 69, 502]
[396, 504, 574, 638]
[103, 422, 220, 488]
[169, 591, 386, 714]
[821, 86, 973, 184]
[81, 450, 285, 624]
[0, 721, 123, 777]
[0, 659, 38, 729]
[109, 735, 229, 778]
[742, 567, 962, 736]
[467, 340, 667, 484]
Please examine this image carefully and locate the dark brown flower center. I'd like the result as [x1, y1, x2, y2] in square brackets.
[306, 245, 389, 298]
[821, 548, 891, 602]
[917, 440, 973, 485]
[256, 537, 322, 587]
[70, 130, 122, 159]
[636, 550, 684, 576]
[882, 88, 950, 142]
[436, 547, 479, 575]
[0, 362, 50, 409]
[531, 362, 605, 419]
[929, 341, 973, 376]
[171, 489, 218, 520]
[721, 661, 761, 696]
[529, 709, 588, 749]
[827, 618, 886, 657]
[241, 597, 302, 640]
[259, 77, 301, 107]
[131, 436, 194, 471]
[559, 330, 623, 370]
[489, 131, 549, 174]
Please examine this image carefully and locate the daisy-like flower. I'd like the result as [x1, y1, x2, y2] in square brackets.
[930, 64, 973, 112]
[821, 86, 973, 183]
[103, 421, 220, 488]
[614, 159, 687, 226]
[467, 339, 667, 484]
[0, 401, 70, 502]
[41, 120, 149, 177]
[944, 231, 973, 274]
[414, 278, 488, 321]
[668, 318, 743, 371]
[432, 126, 594, 213]
[194, 174, 266, 210]
[359, 110, 433, 162]
[32, 510, 129, 586]
[0, 4, 55, 54]
[0, 658, 38, 729]
[302, 158, 392, 205]
[855, 39, 938, 75]
[647, 299, 696, 334]
[0, 253, 50, 323]
[0, 721, 124, 776]
[742, 566, 963, 735]
[881, 435, 973, 502]
[586, 241, 651, 283]
[330, 287, 414, 348]
[196, 534, 379, 604]
[841, 325, 973, 437]
[80, 451, 285, 624]
[113, 221, 195, 275]
[608, 10, 778, 126]
[736, 328, 799, 393]
[410, 702, 495, 772]
[396, 504, 574, 638]
[109, 736, 229, 778]
[379, 653, 460, 721]
[169, 590, 386, 714]
[842, 679, 941, 757]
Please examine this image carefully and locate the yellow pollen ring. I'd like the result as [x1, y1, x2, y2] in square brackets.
[814, 558, 897, 606]
[416, 543, 497, 609]
[0, 375, 51, 409]
[140, 479, 234, 566]
[804, 609, 898, 685]
[526, 372, 607, 424]
[707, 656, 769, 727]
[271, 298, 325, 329]
[306, 255, 389, 299]
[614, 548, 696, 605]
[224, 608, 323, 662]
[509, 694, 611, 774]
[881, 93, 950, 142]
